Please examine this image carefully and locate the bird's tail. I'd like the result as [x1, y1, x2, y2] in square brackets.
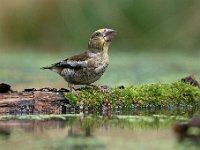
[40, 66, 52, 69]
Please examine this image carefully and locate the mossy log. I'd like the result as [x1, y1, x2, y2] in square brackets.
[65, 82, 200, 110]
[0, 76, 200, 114]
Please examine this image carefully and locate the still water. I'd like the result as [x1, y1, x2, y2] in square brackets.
[0, 110, 199, 150]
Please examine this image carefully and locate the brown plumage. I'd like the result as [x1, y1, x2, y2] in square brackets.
[41, 28, 116, 92]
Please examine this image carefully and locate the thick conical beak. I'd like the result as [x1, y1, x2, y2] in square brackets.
[103, 29, 117, 42]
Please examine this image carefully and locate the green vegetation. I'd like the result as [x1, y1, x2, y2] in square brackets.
[69, 115, 189, 130]
[0, 114, 188, 129]
[1, 1, 200, 50]
[65, 82, 200, 108]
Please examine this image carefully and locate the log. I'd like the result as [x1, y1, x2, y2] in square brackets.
[0, 87, 68, 114]
[0, 75, 199, 115]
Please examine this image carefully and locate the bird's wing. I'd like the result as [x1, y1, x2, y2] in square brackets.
[51, 52, 89, 69]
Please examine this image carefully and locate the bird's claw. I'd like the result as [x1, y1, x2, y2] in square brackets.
[90, 85, 111, 93]
[71, 89, 80, 96]
[68, 84, 80, 96]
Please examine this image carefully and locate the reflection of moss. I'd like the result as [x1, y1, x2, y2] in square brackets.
[0, 114, 188, 129]
[77, 115, 188, 130]
[65, 82, 200, 108]
[187, 127, 200, 136]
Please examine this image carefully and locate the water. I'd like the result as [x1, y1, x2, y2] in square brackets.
[0, 110, 199, 150]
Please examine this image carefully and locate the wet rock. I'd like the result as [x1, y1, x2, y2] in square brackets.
[38, 87, 69, 92]
[117, 85, 125, 89]
[39, 87, 53, 92]
[100, 85, 110, 90]
[181, 75, 200, 88]
[23, 88, 37, 92]
[173, 115, 200, 144]
[59, 88, 69, 92]
[0, 83, 11, 93]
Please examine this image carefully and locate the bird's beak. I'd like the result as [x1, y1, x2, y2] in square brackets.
[103, 29, 117, 42]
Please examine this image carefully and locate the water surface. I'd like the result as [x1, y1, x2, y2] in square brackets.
[0, 110, 199, 150]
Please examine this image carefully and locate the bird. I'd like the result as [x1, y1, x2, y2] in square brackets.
[41, 28, 116, 93]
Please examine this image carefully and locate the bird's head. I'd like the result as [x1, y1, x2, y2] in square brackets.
[88, 28, 116, 52]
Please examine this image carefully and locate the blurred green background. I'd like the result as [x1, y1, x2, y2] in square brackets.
[0, 0, 200, 90]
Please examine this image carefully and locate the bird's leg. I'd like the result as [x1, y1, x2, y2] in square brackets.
[68, 83, 79, 95]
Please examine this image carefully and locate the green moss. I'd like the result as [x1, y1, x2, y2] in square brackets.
[65, 82, 200, 108]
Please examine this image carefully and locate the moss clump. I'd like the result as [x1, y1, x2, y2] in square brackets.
[64, 82, 200, 108]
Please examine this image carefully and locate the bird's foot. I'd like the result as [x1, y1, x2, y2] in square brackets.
[68, 84, 79, 96]
[89, 84, 111, 93]
[71, 89, 80, 96]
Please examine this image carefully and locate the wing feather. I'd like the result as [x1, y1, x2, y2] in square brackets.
[40, 51, 99, 70]
[41, 52, 89, 70]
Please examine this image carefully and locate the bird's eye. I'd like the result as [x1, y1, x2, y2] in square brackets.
[95, 32, 101, 37]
